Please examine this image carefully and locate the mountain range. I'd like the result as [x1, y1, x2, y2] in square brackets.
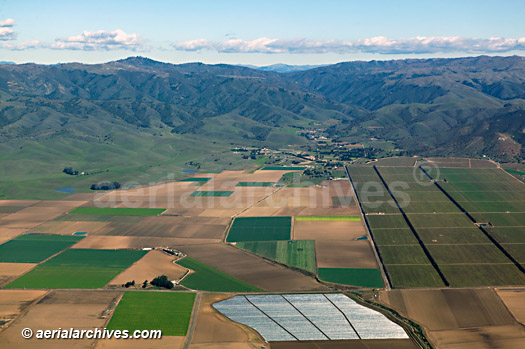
[0, 55, 524, 196]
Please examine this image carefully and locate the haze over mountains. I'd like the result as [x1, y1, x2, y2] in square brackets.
[0, 55, 524, 163]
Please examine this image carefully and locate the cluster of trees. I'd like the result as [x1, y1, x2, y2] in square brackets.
[150, 275, 174, 289]
[123, 280, 135, 288]
[63, 167, 79, 175]
[90, 181, 121, 190]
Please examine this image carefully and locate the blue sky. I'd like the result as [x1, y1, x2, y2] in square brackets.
[0, 0, 524, 65]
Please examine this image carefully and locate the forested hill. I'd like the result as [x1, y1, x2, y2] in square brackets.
[0, 55, 524, 161]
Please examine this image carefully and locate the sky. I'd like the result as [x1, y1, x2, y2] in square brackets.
[0, 0, 524, 66]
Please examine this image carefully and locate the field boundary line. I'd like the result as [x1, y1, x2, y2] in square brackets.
[184, 292, 201, 349]
[500, 166, 525, 186]
[244, 295, 299, 340]
[322, 293, 361, 339]
[374, 166, 449, 287]
[419, 165, 525, 275]
[345, 165, 392, 290]
[281, 295, 330, 340]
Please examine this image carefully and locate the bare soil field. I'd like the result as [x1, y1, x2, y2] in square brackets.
[89, 216, 228, 239]
[1, 206, 73, 221]
[0, 290, 47, 329]
[0, 263, 37, 287]
[30, 221, 110, 235]
[0, 228, 28, 244]
[270, 339, 416, 349]
[315, 240, 378, 269]
[0, 200, 40, 207]
[108, 250, 187, 285]
[177, 243, 327, 292]
[427, 324, 525, 349]
[495, 288, 525, 324]
[71, 235, 220, 249]
[190, 293, 264, 348]
[96, 337, 186, 349]
[378, 288, 524, 348]
[32, 200, 87, 208]
[0, 220, 46, 229]
[294, 221, 365, 241]
[379, 289, 515, 331]
[0, 290, 121, 348]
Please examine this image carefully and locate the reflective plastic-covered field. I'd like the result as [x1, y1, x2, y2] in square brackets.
[213, 293, 408, 341]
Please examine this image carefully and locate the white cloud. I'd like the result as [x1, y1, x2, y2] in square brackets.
[1, 40, 41, 50]
[172, 36, 525, 54]
[0, 18, 16, 41]
[52, 29, 142, 51]
[0, 18, 15, 27]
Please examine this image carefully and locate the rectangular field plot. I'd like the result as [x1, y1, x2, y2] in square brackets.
[361, 202, 401, 214]
[427, 244, 509, 264]
[489, 228, 525, 243]
[176, 257, 261, 292]
[262, 166, 306, 170]
[377, 245, 431, 265]
[213, 294, 407, 341]
[417, 228, 491, 244]
[402, 200, 460, 214]
[385, 265, 446, 288]
[107, 292, 196, 336]
[236, 240, 316, 273]
[318, 268, 384, 288]
[5, 249, 146, 289]
[500, 244, 525, 263]
[440, 264, 525, 287]
[236, 182, 275, 187]
[227, 217, 291, 242]
[372, 229, 419, 245]
[69, 207, 166, 216]
[295, 216, 360, 221]
[473, 212, 525, 227]
[0, 234, 83, 263]
[190, 191, 234, 197]
[367, 214, 409, 229]
[178, 177, 211, 182]
[407, 213, 474, 228]
[457, 200, 525, 213]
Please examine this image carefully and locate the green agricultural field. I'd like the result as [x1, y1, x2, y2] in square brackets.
[402, 200, 460, 214]
[236, 240, 316, 273]
[361, 202, 401, 214]
[367, 214, 409, 229]
[386, 265, 446, 288]
[44, 249, 148, 268]
[371, 229, 419, 245]
[69, 207, 166, 216]
[5, 266, 121, 289]
[178, 177, 212, 182]
[295, 216, 360, 221]
[318, 268, 384, 288]
[440, 264, 525, 287]
[500, 244, 525, 263]
[331, 196, 354, 206]
[0, 234, 83, 263]
[107, 292, 196, 336]
[473, 213, 525, 227]
[407, 213, 474, 228]
[262, 166, 306, 170]
[5, 249, 147, 289]
[488, 228, 525, 243]
[226, 217, 291, 242]
[236, 182, 275, 187]
[190, 191, 234, 197]
[427, 244, 509, 264]
[176, 257, 261, 292]
[55, 214, 145, 223]
[417, 228, 491, 244]
[377, 245, 431, 265]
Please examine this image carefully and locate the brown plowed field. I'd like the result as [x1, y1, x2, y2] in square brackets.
[71, 235, 220, 249]
[315, 240, 378, 269]
[0, 290, 121, 348]
[294, 221, 365, 241]
[0, 263, 37, 287]
[108, 250, 187, 285]
[178, 243, 327, 292]
[190, 293, 264, 348]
